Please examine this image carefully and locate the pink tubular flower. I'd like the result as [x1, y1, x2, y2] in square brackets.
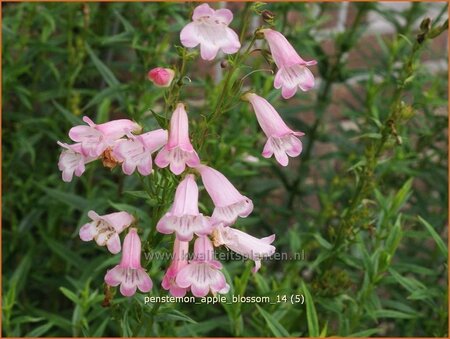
[180, 3, 241, 61]
[113, 129, 168, 176]
[213, 224, 275, 273]
[79, 210, 134, 254]
[157, 174, 211, 241]
[243, 93, 304, 166]
[148, 67, 175, 87]
[262, 28, 317, 99]
[57, 142, 96, 182]
[197, 165, 253, 226]
[69, 116, 142, 158]
[162, 239, 190, 297]
[154, 103, 200, 175]
[176, 236, 229, 297]
[104, 228, 152, 297]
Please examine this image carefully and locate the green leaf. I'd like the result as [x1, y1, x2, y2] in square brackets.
[301, 281, 319, 337]
[59, 287, 80, 304]
[26, 322, 53, 337]
[255, 304, 290, 337]
[85, 43, 120, 88]
[53, 101, 83, 125]
[39, 185, 89, 211]
[418, 216, 448, 257]
[348, 328, 381, 337]
[40, 231, 87, 268]
[373, 309, 419, 319]
[155, 309, 197, 324]
[388, 268, 427, 294]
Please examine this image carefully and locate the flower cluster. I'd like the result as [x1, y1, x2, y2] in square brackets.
[57, 3, 316, 298]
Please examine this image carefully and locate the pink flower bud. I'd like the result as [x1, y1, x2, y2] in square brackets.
[147, 67, 175, 87]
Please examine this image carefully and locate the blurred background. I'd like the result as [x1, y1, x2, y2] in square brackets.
[2, 2, 448, 337]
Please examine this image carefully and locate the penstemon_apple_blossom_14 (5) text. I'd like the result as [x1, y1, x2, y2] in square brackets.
[57, 3, 317, 299]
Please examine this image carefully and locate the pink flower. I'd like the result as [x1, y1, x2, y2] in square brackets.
[57, 142, 96, 182]
[162, 239, 190, 297]
[262, 29, 317, 99]
[243, 93, 304, 166]
[113, 129, 168, 176]
[79, 210, 134, 254]
[180, 3, 241, 61]
[176, 236, 229, 297]
[148, 67, 175, 87]
[104, 228, 152, 297]
[197, 165, 253, 226]
[154, 103, 200, 175]
[157, 174, 212, 241]
[213, 224, 275, 273]
[69, 116, 142, 158]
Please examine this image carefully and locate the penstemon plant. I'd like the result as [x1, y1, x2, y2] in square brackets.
[57, 2, 316, 299]
[3, 1, 448, 337]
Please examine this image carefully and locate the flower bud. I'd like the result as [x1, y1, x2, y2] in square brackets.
[261, 10, 275, 24]
[147, 67, 175, 87]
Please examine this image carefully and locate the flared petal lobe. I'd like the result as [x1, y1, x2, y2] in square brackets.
[197, 165, 253, 226]
[175, 236, 229, 297]
[113, 129, 168, 176]
[213, 224, 275, 273]
[57, 142, 96, 182]
[156, 175, 212, 241]
[104, 228, 152, 297]
[244, 93, 305, 166]
[154, 104, 200, 175]
[162, 239, 189, 297]
[180, 3, 240, 61]
[262, 29, 317, 99]
[69, 116, 141, 157]
[79, 210, 134, 254]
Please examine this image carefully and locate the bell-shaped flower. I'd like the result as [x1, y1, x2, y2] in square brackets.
[162, 239, 190, 297]
[69, 116, 142, 158]
[79, 210, 134, 254]
[148, 67, 175, 87]
[113, 129, 168, 176]
[197, 165, 253, 226]
[57, 142, 96, 182]
[176, 236, 229, 297]
[157, 174, 212, 241]
[243, 93, 304, 166]
[104, 228, 152, 297]
[262, 29, 317, 99]
[213, 223, 275, 273]
[180, 3, 241, 60]
[154, 103, 200, 175]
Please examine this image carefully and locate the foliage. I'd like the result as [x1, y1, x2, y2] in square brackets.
[2, 2, 448, 337]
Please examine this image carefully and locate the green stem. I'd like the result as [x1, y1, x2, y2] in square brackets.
[326, 17, 448, 266]
[197, 35, 258, 153]
[287, 6, 368, 208]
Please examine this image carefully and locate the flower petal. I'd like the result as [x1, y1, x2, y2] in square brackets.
[200, 42, 220, 61]
[106, 233, 122, 254]
[297, 66, 315, 91]
[281, 85, 297, 100]
[192, 3, 215, 20]
[154, 147, 171, 169]
[79, 222, 97, 241]
[214, 8, 233, 25]
[221, 27, 241, 54]
[104, 266, 124, 286]
[137, 269, 153, 293]
[102, 212, 134, 234]
[180, 22, 200, 48]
